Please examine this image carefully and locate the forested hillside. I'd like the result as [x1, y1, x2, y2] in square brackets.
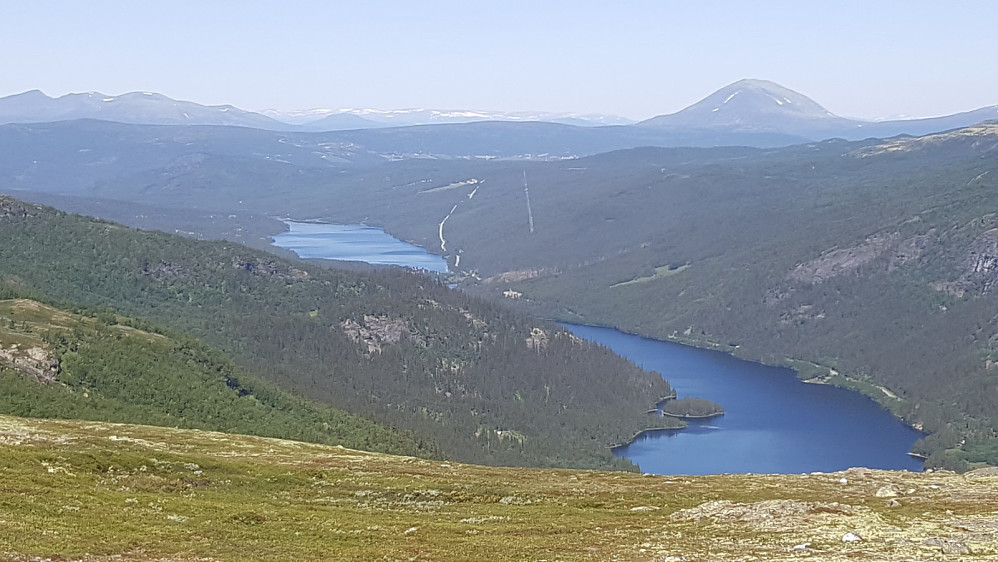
[6, 117, 998, 469]
[0, 196, 675, 469]
[0, 297, 431, 456]
[477, 125, 998, 468]
[142, 122, 997, 469]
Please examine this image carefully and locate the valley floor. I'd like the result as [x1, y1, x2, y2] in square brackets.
[1, 415, 996, 561]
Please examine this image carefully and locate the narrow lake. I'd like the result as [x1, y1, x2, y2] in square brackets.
[271, 220, 448, 273]
[271, 220, 924, 475]
[564, 324, 924, 475]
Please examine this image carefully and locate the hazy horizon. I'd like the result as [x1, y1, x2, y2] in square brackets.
[3, 1, 997, 121]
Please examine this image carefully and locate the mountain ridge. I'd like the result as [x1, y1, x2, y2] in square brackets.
[0, 90, 294, 130]
[4, 83, 997, 145]
[641, 78, 998, 141]
[262, 107, 636, 128]
[0, 90, 637, 131]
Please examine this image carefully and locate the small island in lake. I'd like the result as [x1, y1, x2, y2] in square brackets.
[661, 397, 725, 419]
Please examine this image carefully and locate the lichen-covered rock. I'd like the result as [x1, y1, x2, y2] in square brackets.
[875, 484, 899, 497]
[670, 499, 854, 526]
[923, 537, 971, 555]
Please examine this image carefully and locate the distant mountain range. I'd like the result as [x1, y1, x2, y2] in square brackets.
[259, 107, 636, 129]
[0, 90, 634, 131]
[5, 95, 998, 469]
[2, 82, 997, 144]
[0, 90, 291, 130]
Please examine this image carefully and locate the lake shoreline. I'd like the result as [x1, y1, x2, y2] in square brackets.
[271, 219, 450, 274]
[661, 411, 725, 420]
[564, 322, 924, 474]
[558, 320, 926, 453]
[609, 426, 685, 452]
[267, 222, 923, 474]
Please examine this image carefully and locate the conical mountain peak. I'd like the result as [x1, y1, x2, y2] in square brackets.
[641, 79, 855, 137]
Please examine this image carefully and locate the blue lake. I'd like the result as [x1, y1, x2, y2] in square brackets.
[270, 221, 923, 475]
[564, 324, 925, 475]
[271, 220, 448, 273]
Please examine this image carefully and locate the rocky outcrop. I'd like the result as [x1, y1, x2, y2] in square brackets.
[231, 257, 308, 281]
[670, 499, 854, 528]
[660, 468, 998, 559]
[0, 344, 59, 383]
[889, 231, 932, 269]
[874, 484, 900, 497]
[789, 229, 934, 286]
[140, 260, 189, 280]
[789, 233, 897, 284]
[481, 269, 548, 284]
[966, 228, 998, 294]
[525, 327, 549, 351]
[0, 197, 41, 220]
[341, 315, 408, 355]
[923, 537, 971, 555]
[929, 227, 998, 296]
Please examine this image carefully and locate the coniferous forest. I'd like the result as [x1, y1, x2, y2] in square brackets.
[0, 196, 677, 469]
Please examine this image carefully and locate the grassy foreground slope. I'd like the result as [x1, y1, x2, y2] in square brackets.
[0, 196, 675, 469]
[2, 414, 996, 561]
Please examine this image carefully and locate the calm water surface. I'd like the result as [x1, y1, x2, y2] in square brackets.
[564, 324, 925, 475]
[272, 222, 922, 475]
[272, 220, 448, 273]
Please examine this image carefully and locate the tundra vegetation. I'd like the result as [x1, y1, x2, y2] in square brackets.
[1, 414, 996, 561]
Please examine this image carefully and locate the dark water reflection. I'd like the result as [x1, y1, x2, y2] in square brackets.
[564, 323, 924, 475]
[270, 221, 921, 475]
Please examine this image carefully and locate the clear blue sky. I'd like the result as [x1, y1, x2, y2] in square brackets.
[2, 1, 996, 120]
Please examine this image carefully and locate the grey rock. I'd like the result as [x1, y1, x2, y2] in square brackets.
[965, 466, 998, 477]
[670, 499, 853, 524]
[875, 484, 899, 498]
[923, 537, 971, 555]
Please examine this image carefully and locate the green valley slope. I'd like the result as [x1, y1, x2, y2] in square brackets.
[270, 124, 998, 468]
[6, 119, 998, 468]
[491, 125, 998, 468]
[0, 297, 431, 456]
[0, 196, 676, 469]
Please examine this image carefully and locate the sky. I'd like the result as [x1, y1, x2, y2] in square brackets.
[2, 1, 997, 121]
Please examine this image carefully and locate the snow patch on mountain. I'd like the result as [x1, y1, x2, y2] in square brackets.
[261, 107, 635, 128]
[640, 79, 861, 137]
